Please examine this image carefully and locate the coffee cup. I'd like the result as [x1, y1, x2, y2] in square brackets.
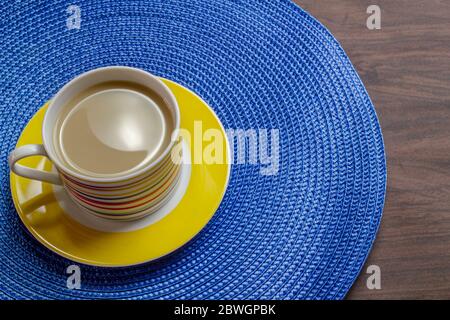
[9, 66, 181, 220]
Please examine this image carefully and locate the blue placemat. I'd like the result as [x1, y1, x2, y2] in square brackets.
[0, 0, 386, 299]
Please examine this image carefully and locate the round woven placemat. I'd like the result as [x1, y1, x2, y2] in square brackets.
[0, 0, 386, 299]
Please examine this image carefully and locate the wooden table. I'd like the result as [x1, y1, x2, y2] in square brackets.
[293, 0, 450, 299]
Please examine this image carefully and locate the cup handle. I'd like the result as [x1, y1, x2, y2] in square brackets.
[8, 144, 62, 185]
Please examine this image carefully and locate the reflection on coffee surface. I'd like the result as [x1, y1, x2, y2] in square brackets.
[53, 81, 175, 177]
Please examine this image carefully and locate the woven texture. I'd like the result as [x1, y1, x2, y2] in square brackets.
[0, 0, 386, 299]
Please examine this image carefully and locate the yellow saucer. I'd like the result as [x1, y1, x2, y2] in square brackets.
[10, 79, 230, 267]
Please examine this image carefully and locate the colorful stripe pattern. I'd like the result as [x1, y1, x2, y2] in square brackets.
[58, 143, 182, 220]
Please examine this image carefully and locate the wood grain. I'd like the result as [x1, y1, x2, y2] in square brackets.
[293, 0, 450, 299]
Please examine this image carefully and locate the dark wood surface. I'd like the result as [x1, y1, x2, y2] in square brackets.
[293, 0, 450, 299]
